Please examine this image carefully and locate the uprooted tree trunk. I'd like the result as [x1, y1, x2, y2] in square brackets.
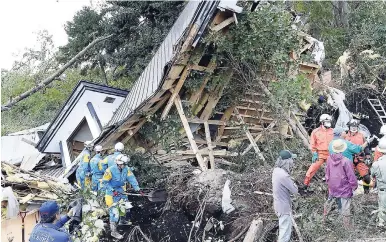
[1, 34, 114, 111]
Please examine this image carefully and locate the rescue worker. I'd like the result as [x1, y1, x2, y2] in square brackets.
[343, 119, 373, 193]
[324, 139, 358, 229]
[370, 138, 386, 227]
[272, 150, 298, 242]
[374, 125, 386, 161]
[90, 145, 104, 192]
[101, 142, 125, 169]
[75, 141, 92, 189]
[329, 127, 371, 161]
[303, 114, 334, 187]
[30, 201, 74, 242]
[102, 154, 143, 239]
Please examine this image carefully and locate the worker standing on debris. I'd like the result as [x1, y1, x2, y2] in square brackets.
[272, 150, 298, 242]
[304, 114, 334, 187]
[374, 125, 386, 161]
[101, 142, 125, 169]
[75, 141, 92, 189]
[370, 138, 386, 227]
[90, 145, 104, 192]
[324, 139, 358, 229]
[30, 201, 74, 242]
[102, 154, 143, 239]
[343, 119, 373, 193]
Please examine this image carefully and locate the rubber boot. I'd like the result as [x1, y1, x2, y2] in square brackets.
[110, 222, 123, 239]
[118, 211, 132, 226]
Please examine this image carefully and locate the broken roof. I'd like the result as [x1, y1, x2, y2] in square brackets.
[1, 124, 48, 170]
[106, 0, 240, 128]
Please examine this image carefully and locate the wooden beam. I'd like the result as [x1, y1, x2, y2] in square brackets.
[174, 95, 207, 171]
[241, 121, 277, 156]
[176, 149, 226, 156]
[190, 64, 215, 73]
[161, 65, 191, 120]
[204, 122, 215, 169]
[189, 76, 210, 104]
[216, 106, 235, 142]
[187, 118, 226, 125]
[211, 16, 235, 32]
[234, 108, 265, 161]
[185, 138, 228, 147]
[121, 119, 146, 144]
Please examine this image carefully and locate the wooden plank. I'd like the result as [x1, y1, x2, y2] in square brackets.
[161, 65, 191, 120]
[187, 118, 226, 125]
[176, 149, 226, 156]
[241, 99, 262, 104]
[174, 95, 207, 171]
[234, 108, 265, 161]
[190, 64, 215, 73]
[121, 119, 146, 144]
[189, 76, 210, 104]
[185, 138, 228, 147]
[180, 24, 199, 53]
[235, 106, 270, 112]
[242, 121, 277, 156]
[192, 92, 209, 115]
[211, 16, 235, 32]
[204, 122, 215, 170]
[216, 106, 235, 142]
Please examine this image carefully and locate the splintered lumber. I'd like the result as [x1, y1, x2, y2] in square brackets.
[234, 108, 265, 161]
[174, 95, 207, 171]
[161, 65, 191, 120]
[216, 106, 236, 142]
[211, 16, 236, 32]
[121, 119, 147, 144]
[187, 118, 226, 125]
[189, 76, 210, 104]
[242, 219, 264, 242]
[242, 121, 277, 156]
[176, 149, 226, 156]
[204, 122, 215, 169]
[255, 79, 311, 149]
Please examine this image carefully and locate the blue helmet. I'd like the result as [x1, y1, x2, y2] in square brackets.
[39, 201, 60, 223]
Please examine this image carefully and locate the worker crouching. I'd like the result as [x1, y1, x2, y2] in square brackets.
[102, 154, 143, 239]
[30, 201, 74, 242]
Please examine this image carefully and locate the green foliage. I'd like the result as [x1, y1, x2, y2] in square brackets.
[184, 70, 207, 93]
[138, 114, 183, 152]
[59, 1, 185, 81]
[269, 74, 313, 110]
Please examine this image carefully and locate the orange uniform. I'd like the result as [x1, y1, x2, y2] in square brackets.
[304, 126, 334, 185]
[343, 131, 371, 193]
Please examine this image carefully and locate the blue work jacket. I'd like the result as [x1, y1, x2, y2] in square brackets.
[90, 153, 103, 176]
[29, 215, 71, 242]
[102, 164, 140, 195]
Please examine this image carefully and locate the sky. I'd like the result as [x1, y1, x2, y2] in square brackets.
[0, 0, 92, 70]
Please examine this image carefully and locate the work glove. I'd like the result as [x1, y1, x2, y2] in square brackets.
[113, 190, 119, 196]
[85, 172, 91, 177]
[139, 190, 145, 197]
[312, 152, 318, 163]
[364, 157, 372, 166]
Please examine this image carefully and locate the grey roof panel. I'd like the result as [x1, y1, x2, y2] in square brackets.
[107, 0, 210, 127]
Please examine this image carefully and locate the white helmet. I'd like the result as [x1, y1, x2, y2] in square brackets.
[379, 138, 386, 153]
[115, 154, 125, 165]
[319, 114, 332, 122]
[95, 145, 102, 152]
[380, 125, 386, 136]
[84, 141, 92, 148]
[115, 142, 124, 151]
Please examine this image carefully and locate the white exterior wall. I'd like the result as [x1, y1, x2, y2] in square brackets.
[44, 90, 125, 153]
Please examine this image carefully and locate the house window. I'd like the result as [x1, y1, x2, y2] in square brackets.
[104, 96, 116, 103]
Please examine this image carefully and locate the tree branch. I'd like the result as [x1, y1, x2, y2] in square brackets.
[1, 34, 114, 111]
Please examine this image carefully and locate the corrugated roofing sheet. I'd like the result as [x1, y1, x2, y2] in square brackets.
[107, 0, 218, 127]
[36, 166, 66, 179]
